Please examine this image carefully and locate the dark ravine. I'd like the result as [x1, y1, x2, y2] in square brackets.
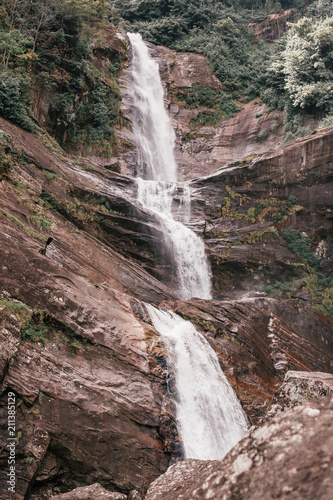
[0, 27, 332, 500]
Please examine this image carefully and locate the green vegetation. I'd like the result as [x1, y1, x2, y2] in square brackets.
[0, 73, 35, 132]
[219, 188, 302, 226]
[0, 207, 47, 241]
[40, 189, 125, 228]
[212, 185, 333, 320]
[262, 229, 333, 319]
[172, 84, 241, 128]
[264, 271, 333, 319]
[0, 299, 48, 343]
[27, 214, 52, 231]
[43, 170, 59, 183]
[0, 299, 33, 325]
[113, 0, 332, 141]
[0, 298, 91, 347]
[0, 0, 126, 154]
[282, 229, 320, 269]
[1, 1, 330, 144]
[0, 128, 12, 176]
[22, 321, 48, 344]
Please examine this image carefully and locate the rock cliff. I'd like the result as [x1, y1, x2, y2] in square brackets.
[118, 37, 284, 181]
[0, 119, 180, 499]
[0, 27, 332, 500]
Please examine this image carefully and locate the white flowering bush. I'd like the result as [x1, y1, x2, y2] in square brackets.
[272, 16, 333, 110]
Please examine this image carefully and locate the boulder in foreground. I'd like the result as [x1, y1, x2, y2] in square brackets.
[145, 396, 333, 500]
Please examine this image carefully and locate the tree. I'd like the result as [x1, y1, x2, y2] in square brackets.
[62, 0, 110, 22]
[0, 29, 33, 68]
[307, 0, 333, 20]
[271, 16, 333, 110]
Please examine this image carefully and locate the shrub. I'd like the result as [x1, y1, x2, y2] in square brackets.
[283, 109, 312, 143]
[43, 170, 59, 182]
[0, 72, 35, 132]
[270, 16, 333, 112]
[257, 130, 269, 142]
[286, 195, 298, 207]
[318, 114, 333, 129]
[282, 229, 320, 269]
[22, 322, 48, 344]
[174, 84, 242, 128]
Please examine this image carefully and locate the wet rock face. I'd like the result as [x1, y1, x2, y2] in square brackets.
[145, 396, 333, 500]
[164, 298, 333, 423]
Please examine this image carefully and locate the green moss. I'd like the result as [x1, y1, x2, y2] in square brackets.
[43, 170, 59, 182]
[0, 299, 32, 325]
[0, 208, 46, 242]
[244, 227, 277, 244]
[172, 84, 242, 129]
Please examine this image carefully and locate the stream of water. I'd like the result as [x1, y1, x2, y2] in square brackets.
[146, 305, 249, 460]
[128, 32, 212, 301]
[128, 32, 249, 460]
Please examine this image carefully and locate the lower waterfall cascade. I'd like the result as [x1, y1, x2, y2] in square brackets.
[146, 305, 250, 460]
[127, 32, 249, 460]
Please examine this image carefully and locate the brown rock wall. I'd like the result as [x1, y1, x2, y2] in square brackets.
[188, 126, 333, 295]
[161, 297, 333, 423]
[0, 119, 179, 499]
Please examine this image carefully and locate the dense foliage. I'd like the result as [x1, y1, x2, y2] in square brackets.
[113, 0, 333, 140]
[1, 1, 333, 146]
[0, 0, 124, 154]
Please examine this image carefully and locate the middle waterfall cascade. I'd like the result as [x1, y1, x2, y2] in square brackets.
[146, 305, 249, 460]
[128, 32, 249, 460]
[137, 178, 212, 301]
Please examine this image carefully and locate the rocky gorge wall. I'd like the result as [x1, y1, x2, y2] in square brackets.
[0, 26, 332, 500]
[0, 119, 181, 499]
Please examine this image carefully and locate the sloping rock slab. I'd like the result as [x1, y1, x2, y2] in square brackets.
[264, 370, 333, 421]
[50, 483, 126, 499]
[145, 396, 333, 500]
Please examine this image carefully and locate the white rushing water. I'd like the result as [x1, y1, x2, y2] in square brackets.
[147, 305, 249, 460]
[128, 32, 177, 182]
[137, 178, 212, 300]
[128, 32, 248, 460]
[128, 32, 212, 300]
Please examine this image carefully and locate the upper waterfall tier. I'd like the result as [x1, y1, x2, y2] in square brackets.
[127, 32, 178, 183]
[128, 32, 212, 300]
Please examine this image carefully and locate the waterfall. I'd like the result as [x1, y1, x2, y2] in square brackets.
[137, 179, 212, 300]
[146, 305, 249, 460]
[128, 32, 212, 300]
[128, 32, 177, 182]
[128, 33, 248, 460]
